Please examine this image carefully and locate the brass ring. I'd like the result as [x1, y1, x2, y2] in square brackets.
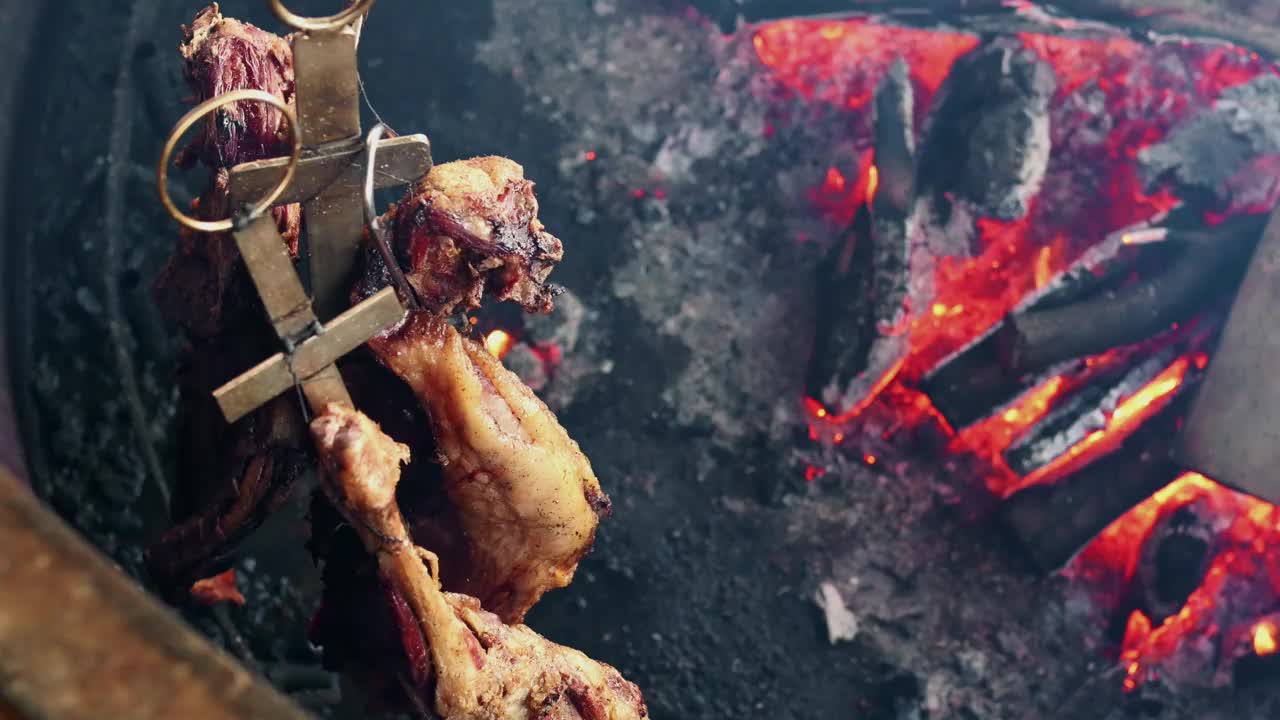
[267, 0, 375, 32]
[156, 89, 301, 233]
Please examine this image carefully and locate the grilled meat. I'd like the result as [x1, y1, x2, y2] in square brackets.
[368, 312, 610, 623]
[312, 405, 645, 720]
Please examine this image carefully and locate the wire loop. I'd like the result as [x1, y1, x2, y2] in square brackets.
[156, 89, 301, 233]
[268, 0, 375, 32]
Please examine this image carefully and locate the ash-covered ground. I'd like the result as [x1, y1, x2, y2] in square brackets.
[9, 1, 1280, 718]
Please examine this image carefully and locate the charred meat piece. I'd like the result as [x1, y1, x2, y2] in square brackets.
[148, 6, 304, 593]
[311, 405, 645, 720]
[367, 157, 564, 316]
[368, 312, 610, 623]
[177, 3, 296, 169]
[155, 4, 302, 338]
[153, 170, 301, 339]
[145, 330, 310, 592]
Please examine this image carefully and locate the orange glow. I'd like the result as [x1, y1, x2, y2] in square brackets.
[1071, 472, 1280, 689]
[190, 569, 246, 608]
[804, 465, 827, 482]
[824, 167, 847, 193]
[763, 23, 1269, 423]
[752, 19, 979, 108]
[952, 375, 1067, 494]
[485, 330, 514, 359]
[763, 14, 1280, 692]
[1018, 356, 1189, 490]
[1254, 622, 1278, 656]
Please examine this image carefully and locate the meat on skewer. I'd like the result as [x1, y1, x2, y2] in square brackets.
[312, 404, 646, 720]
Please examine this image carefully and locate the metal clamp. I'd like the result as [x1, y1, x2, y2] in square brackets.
[363, 123, 420, 309]
[268, 0, 376, 32]
[157, 89, 301, 233]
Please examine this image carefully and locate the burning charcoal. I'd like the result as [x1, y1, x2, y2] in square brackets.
[1139, 75, 1280, 211]
[869, 58, 915, 330]
[920, 221, 1144, 428]
[1134, 499, 1216, 623]
[1002, 213, 1264, 375]
[1000, 398, 1188, 573]
[807, 212, 875, 408]
[916, 37, 1055, 222]
[1003, 341, 1187, 480]
[918, 324, 1041, 430]
[811, 60, 916, 414]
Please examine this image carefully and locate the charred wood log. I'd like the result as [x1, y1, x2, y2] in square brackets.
[1003, 330, 1206, 480]
[999, 396, 1190, 573]
[1000, 212, 1265, 375]
[809, 59, 916, 412]
[922, 211, 1262, 429]
[1139, 75, 1280, 211]
[806, 211, 874, 403]
[920, 226, 1144, 428]
[1133, 497, 1216, 623]
[915, 37, 1054, 223]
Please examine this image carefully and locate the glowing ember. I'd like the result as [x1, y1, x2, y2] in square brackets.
[484, 329, 514, 359]
[951, 375, 1066, 494]
[752, 19, 979, 110]
[190, 569, 246, 607]
[1254, 622, 1278, 656]
[1017, 355, 1191, 490]
[1070, 472, 1280, 688]
[758, 13, 1280, 691]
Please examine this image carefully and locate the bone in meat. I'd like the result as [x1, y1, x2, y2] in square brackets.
[311, 404, 646, 720]
[368, 311, 610, 623]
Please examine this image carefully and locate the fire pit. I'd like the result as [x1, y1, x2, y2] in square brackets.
[7, 0, 1280, 718]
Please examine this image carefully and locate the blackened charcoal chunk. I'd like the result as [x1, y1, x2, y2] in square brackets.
[917, 37, 1055, 221]
[1135, 499, 1215, 622]
[1139, 75, 1280, 210]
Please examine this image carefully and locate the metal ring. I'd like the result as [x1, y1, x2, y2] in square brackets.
[268, 0, 375, 32]
[156, 89, 301, 233]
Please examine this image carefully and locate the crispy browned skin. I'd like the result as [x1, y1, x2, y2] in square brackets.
[371, 157, 564, 316]
[311, 405, 646, 720]
[369, 312, 610, 623]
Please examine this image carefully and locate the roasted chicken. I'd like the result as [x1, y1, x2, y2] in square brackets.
[368, 311, 610, 623]
[312, 404, 646, 720]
